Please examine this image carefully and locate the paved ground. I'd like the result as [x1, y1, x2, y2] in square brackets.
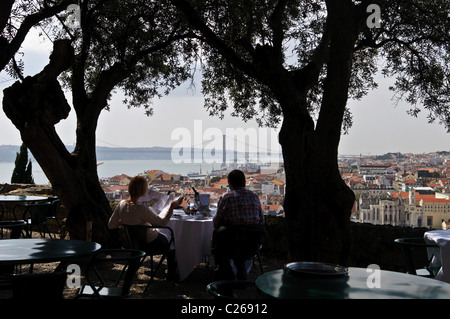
[0, 240, 288, 299]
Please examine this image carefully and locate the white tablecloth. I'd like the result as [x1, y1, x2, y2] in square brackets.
[424, 230, 450, 283]
[162, 215, 214, 281]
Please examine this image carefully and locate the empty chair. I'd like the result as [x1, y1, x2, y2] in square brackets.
[0, 220, 26, 239]
[9, 270, 68, 299]
[14, 201, 54, 238]
[77, 249, 145, 298]
[394, 237, 440, 277]
[206, 280, 257, 299]
[47, 198, 62, 230]
[123, 224, 176, 291]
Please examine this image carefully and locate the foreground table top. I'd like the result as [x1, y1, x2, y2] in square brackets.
[256, 267, 450, 299]
[0, 238, 101, 265]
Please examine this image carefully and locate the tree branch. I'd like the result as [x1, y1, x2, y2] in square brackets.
[0, 0, 76, 71]
[169, 0, 256, 77]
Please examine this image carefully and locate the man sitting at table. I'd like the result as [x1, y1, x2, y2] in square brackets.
[212, 169, 265, 281]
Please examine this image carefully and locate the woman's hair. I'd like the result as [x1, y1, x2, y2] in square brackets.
[227, 169, 246, 188]
[128, 175, 148, 203]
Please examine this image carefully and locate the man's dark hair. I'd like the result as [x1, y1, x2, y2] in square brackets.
[227, 169, 246, 188]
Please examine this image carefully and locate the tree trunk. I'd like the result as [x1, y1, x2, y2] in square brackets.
[278, 1, 359, 265]
[279, 108, 355, 265]
[2, 40, 116, 247]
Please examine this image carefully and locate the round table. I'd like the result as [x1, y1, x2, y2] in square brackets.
[0, 195, 49, 203]
[256, 267, 450, 299]
[0, 195, 50, 219]
[0, 238, 101, 266]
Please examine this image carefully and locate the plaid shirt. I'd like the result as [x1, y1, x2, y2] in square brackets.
[213, 187, 264, 227]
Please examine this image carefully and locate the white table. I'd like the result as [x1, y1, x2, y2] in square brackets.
[424, 230, 450, 283]
[161, 211, 214, 281]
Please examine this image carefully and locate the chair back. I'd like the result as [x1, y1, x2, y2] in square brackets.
[25, 202, 52, 224]
[0, 220, 26, 239]
[10, 270, 68, 299]
[394, 237, 440, 276]
[123, 225, 148, 251]
[81, 249, 145, 298]
[213, 224, 267, 260]
[49, 199, 61, 218]
[123, 224, 175, 251]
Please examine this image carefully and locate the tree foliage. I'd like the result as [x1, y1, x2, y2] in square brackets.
[2, 0, 197, 243]
[170, 0, 449, 262]
[171, 0, 449, 133]
[0, 0, 75, 77]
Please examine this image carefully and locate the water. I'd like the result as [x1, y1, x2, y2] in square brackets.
[0, 156, 283, 185]
[0, 162, 49, 185]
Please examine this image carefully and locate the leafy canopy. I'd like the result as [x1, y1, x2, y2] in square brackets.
[177, 0, 449, 133]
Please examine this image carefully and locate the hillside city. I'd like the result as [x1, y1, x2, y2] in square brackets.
[100, 151, 450, 230]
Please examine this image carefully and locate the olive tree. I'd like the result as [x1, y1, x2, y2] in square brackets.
[3, 0, 195, 245]
[170, 0, 449, 263]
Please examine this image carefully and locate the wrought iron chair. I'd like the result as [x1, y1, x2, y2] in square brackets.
[77, 249, 145, 298]
[123, 224, 175, 292]
[0, 220, 26, 239]
[14, 201, 54, 238]
[394, 237, 440, 277]
[212, 224, 267, 280]
[46, 198, 61, 229]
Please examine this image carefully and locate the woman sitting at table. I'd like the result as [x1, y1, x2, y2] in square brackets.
[108, 175, 181, 281]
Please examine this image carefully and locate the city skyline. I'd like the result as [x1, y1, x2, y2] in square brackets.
[0, 29, 449, 156]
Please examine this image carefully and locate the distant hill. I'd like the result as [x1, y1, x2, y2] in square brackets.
[96, 146, 172, 160]
[0, 145, 173, 162]
[0, 145, 20, 162]
[0, 144, 282, 163]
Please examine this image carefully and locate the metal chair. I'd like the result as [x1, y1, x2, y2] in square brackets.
[9, 270, 68, 299]
[47, 198, 61, 229]
[14, 201, 54, 238]
[123, 224, 175, 291]
[77, 249, 145, 298]
[0, 220, 26, 239]
[206, 280, 256, 299]
[394, 237, 440, 277]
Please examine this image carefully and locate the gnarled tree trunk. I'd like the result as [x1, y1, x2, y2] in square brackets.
[2, 40, 116, 247]
[277, 2, 359, 265]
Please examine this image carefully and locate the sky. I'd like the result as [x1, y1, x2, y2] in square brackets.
[0, 29, 449, 157]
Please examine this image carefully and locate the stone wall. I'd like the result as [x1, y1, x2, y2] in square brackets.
[262, 215, 430, 272]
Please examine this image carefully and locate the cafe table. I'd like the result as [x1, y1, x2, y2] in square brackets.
[424, 229, 450, 283]
[0, 195, 50, 219]
[162, 209, 214, 281]
[0, 238, 101, 267]
[256, 266, 450, 299]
